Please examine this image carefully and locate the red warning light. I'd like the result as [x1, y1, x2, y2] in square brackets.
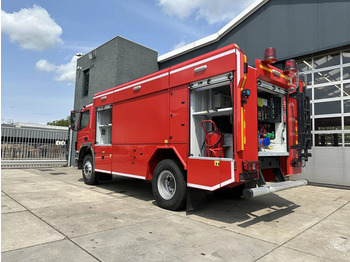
[284, 59, 298, 74]
[262, 47, 277, 64]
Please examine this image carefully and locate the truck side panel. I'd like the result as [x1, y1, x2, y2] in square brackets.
[113, 70, 169, 103]
[112, 90, 169, 144]
[169, 45, 237, 88]
[111, 89, 169, 179]
[169, 85, 189, 144]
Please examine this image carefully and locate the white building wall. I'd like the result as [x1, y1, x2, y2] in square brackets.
[297, 148, 350, 186]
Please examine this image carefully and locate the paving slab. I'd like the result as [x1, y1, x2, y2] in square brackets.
[28, 167, 86, 186]
[2, 167, 350, 261]
[1, 211, 65, 252]
[276, 185, 350, 215]
[29, 168, 155, 202]
[183, 185, 350, 245]
[124, 215, 277, 262]
[1, 239, 98, 262]
[285, 202, 350, 261]
[90, 178, 154, 201]
[3, 184, 117, 210]
[72, 227, 180, 262]
[257, 246, 329, 262]
[183, 195, 315, 245]
[2, 177, 79, 195]
[1, 169, 39, 179]
[1, 194, 26, 214]
[34, 198, 172, 238]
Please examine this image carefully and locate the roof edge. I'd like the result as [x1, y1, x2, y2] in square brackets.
[158, 0, 269, 63]
[78, 36, 158, 61]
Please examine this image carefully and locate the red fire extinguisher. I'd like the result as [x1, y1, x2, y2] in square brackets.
[201, 120, 225, 158]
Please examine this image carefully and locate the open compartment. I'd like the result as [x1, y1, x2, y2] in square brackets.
[189, 73, 233, 159]
[96, 104, 112, 145]
[257, 80, 288, 156]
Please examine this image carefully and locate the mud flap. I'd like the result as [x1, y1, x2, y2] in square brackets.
[186, 188, 207, 211]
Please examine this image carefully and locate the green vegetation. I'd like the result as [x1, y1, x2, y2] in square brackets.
[47, 116, 70, 127]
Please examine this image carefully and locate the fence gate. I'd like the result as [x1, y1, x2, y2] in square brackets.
[1, 123, 69, 168]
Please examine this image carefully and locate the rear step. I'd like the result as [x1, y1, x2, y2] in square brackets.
[243, 179, 308, 199]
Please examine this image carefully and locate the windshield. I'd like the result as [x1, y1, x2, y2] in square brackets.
[79, 110, 90, 130]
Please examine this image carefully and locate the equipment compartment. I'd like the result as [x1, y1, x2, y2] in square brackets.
[257, 80, 288, 156]
[189, 73, 233, 159]
[96, 104, 112, 145]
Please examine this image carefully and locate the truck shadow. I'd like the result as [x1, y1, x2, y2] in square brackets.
[187, 193, 300, 228]
[87, 177, 299, 227]
[94, 176, 154, 202]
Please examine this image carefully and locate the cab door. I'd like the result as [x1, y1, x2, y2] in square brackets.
[77, 109, 91, 150]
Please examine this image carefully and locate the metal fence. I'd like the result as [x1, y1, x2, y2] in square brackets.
[1, 123, 69, 168]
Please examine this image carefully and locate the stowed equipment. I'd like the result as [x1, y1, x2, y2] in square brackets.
[201, 120, 226, 158]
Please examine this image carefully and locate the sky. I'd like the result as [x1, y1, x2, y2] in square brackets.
[1, 0, 255, 125]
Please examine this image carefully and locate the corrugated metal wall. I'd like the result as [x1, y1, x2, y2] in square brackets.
[159, 0, 350, 69]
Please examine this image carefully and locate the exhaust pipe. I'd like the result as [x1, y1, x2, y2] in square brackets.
[243, 179, 308, 199]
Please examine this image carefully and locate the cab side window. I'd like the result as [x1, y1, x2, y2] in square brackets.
[79, 110, 90, 130]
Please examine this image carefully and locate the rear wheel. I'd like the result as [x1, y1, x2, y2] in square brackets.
[82, 155, 98, 185]
[152, 159, 186, 210]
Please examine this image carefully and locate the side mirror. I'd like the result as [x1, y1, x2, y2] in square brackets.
[70, 110, 76, 130]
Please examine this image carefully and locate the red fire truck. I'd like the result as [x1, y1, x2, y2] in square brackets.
[71, 44, 311, 210]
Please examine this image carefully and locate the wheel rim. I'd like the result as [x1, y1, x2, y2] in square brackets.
[84, 160, 92, 180]
[157, 170, 176, 200]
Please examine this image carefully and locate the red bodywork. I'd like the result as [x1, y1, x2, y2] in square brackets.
[74, 44, 305, 191]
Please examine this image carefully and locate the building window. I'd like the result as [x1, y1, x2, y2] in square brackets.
[343, 83, 350, 97]
[345, 116, 350, 130]
[345, 100, 350, 113]
[313, 68, 340, 85]
[314, 101, 341, 115]
[314, 84, 341, 99]
[83, 69, 90, 97]
[315, 117, 341, 131]
[343, 66, 350, 80]
[345, 134, 350, 147]
[297, 49, 350, 147]
[314, 53, 340, 69]
[297, 58, 312, 72]
[342, 50, 350, 64]
[315, 134, 342, 147]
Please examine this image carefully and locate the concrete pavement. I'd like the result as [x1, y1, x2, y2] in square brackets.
[1, 167, 350, 261]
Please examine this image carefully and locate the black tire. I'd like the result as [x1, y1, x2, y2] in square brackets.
[82, 155, 98, 185]
[152, 159, 186, 211]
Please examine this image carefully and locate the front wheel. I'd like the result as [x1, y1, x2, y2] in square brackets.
[82, 155, 98, 185]
[152, 159, 186, 211]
